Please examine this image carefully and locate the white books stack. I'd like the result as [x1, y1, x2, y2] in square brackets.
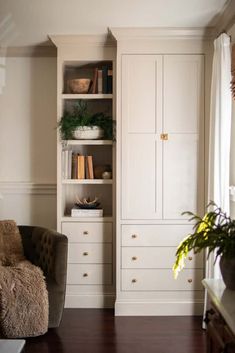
[62, 149, 72, 179]
[71, 206, 103, 218]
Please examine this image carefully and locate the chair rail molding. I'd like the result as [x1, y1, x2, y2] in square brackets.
[0, 182, 56, 195]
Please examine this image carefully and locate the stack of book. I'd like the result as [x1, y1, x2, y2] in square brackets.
[71, 205, 103, 218]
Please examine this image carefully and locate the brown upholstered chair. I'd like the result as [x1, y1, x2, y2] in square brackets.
[18, 226, 68, 328]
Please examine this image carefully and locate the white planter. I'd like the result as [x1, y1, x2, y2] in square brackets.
[73, 126, 104, 140]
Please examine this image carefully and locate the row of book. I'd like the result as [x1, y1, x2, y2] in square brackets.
[91, 66, 112, 94]
[62, 150, 94, 179]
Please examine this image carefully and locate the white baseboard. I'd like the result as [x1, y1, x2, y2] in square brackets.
[115, 300, 204, 316]
[65, 294, 115, 308]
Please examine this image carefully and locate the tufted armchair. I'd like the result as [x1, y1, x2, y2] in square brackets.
[18, 226, 68, 328]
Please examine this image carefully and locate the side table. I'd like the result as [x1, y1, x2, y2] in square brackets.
[202, 279, 235, 353]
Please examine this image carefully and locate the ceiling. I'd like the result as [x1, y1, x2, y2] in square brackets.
[0, 0, 230, 47]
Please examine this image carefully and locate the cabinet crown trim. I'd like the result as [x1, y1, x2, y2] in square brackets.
[110, 27, 215, 41]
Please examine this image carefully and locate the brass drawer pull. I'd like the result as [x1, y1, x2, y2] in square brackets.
[132, 278, 137, 283]
[83, 231, 89, 235]
[83, 273, 88, 277]
[132, 234, 137, 239]
[132, 256, 137, 261]
[83, 252, 89, 256]
[188, 278, 192, 283]
[188, 256, 193, 261]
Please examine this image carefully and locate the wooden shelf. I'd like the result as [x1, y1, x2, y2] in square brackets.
[62, 179, 113, 185]
[61, 216, 113, 222]
[62, 94, 113, 100]
[63, 140, 113, 146]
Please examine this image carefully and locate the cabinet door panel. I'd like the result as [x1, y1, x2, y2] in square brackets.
[122, 135, 162, 219]
[122, 55, 162, 134]
[164, 55, 204, 134]
[163, 134, 199, 219]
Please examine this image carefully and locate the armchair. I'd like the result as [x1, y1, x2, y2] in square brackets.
[18, 226, 68, 328]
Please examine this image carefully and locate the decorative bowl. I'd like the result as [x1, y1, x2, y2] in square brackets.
[73, 126, 104, 140]
[68, 78, 91, 94]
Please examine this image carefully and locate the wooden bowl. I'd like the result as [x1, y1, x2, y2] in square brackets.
[68, 78, 91, 94]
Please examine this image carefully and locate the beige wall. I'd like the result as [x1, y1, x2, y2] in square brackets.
[0, 54, 57, 228]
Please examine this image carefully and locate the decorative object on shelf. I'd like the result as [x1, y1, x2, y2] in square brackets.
[102, 171, 112, 179]
[94, 165, 112, 179]
[58, 100, 114, 140]
[68, 78, 92, 94]
[73, 126, 104, 140]
[173, 201, 235, 289]
[75, 196, 100, 209]
[72, 197, 103, 217]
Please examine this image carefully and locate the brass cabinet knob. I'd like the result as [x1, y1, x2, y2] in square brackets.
[160, 133, 168, 140]
[132, 278, 137, 283]
[188, 256, 193, 261]
[132, 256, 137, 261]
[83, 252, 89, 256]
[188, 279, 192, 283]
[83, 273, 88, 277]
[132, 234, 137, 239]
[83, 231, 89, 235]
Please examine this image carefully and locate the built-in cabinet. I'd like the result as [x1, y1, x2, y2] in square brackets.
[51, 29, 211, 313]
[112, 28, 210, 316]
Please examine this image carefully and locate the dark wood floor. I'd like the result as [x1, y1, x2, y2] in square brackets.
[24, 309, 206, 353]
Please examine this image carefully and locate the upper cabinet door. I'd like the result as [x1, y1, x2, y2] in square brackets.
[121, 55, 163, 219]
[163, 55, 204, 219]
[163, 55, 204, 134]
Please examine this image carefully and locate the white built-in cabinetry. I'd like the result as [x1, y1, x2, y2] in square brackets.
[112, 28, 211, 315]
[51, 29, 211, 314]
[50, 35, 116, 308]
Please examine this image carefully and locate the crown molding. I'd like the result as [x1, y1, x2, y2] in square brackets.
[49, 34, 116, 48]
[0, 45, 56, 57]
[213, 0, 235, 36]
[110, 27, 215, 41]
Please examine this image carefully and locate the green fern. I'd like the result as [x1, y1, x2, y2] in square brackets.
[58, 100, 115, 140]
[173, 201, 235, 278]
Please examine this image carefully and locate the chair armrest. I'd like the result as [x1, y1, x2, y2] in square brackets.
[19, 226, 68, 286]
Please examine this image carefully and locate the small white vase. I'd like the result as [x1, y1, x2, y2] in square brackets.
[73, 126, 104, 140]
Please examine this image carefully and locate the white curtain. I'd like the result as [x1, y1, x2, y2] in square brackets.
[203, 33, 232, 325]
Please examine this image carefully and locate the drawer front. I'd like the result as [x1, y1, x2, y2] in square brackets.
[68, 243, 112, 264]
[122, 247, 203, 269]
[121, 269, 203, 291]
[122, 224, 193, 246]
[62, 222, 112, 243]
[67, 264, 112, 285]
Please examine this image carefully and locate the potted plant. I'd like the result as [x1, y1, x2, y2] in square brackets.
[173, 202, 235, 289]
[58, 100, 115, 140]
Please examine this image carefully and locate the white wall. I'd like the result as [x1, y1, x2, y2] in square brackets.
[0, 54, 57, 229]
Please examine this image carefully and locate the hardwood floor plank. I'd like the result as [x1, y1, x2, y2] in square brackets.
[24, 309, 206, 353]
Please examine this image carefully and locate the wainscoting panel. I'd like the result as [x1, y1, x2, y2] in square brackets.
[0, 182, 56, 229]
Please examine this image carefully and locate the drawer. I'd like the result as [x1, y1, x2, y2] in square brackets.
[67, 264, 112, 285]
[122, 224, 193, 246]
[121, 269, 203, 291]
[62, 222, 112, 243]
[68, 243, 112, 264]
[121, 247, 203, 269]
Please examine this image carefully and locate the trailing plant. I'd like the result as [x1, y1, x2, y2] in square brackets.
[58, 100, 115, 140]
[173, 201, 235, 279]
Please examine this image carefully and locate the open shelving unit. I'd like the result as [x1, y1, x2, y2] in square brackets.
[50, 35, 116, 308]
